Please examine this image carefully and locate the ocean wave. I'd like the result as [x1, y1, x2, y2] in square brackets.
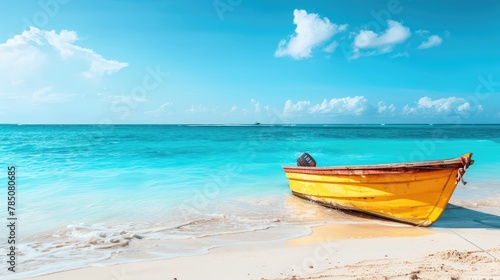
[5, 194, 357, 279]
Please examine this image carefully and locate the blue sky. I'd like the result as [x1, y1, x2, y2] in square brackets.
[0, 0, 499, 124]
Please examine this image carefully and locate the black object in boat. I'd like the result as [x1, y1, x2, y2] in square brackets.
[297, 152, 316, 167]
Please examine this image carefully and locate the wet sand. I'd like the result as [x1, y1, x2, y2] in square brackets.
[25, 202, 500, 280]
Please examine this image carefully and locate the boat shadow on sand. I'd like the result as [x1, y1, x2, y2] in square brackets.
[346, 204, 500, 229]
[286, 195, 500, 229]
[343, 205, 500, 229]
[431, 204, 500, 229]
[314, 202, 500, 229]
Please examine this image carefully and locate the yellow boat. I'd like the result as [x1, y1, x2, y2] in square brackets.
[283, 153, 474, 226]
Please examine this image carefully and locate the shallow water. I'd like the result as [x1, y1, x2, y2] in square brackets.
[0, 124, 499, 278]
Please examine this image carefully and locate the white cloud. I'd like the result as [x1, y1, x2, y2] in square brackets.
[0, 29, 47, 79]
[44, 29, 78, 58]
[402, 104, 416, 115]
[418, 35, 443, 49]
[376, 102, 396, 114]
[403, 96, 480, 115]
[309, 96, 368, 115]
[31, 86, 72, 103]
[418, 96, 461, 112]
[280, 97, 369, 118]
[264, 105, 272, 114]
[456, 102, 470, 112]
[251, 99, 260, 113]
[352, 20, 410, 59]
[186, 105, 208, 113]
[389, 51, 409, 59]
[415, 29, 430, 36]
[0, 91, 23, 101]
[145, 103, 172, 117]
[83, 58, 129, 78]
[0, 27, 128, 80]
[283, 100, 311, 115]
[109, 95, 147, 104]
[323, 41, 339, 53]
[275, 9, 347, 59]
[230, 105, 238, 112]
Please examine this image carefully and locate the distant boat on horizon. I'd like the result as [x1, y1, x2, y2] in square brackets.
[254, 122, 261, 125]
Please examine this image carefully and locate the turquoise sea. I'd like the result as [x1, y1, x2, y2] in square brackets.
[1, 124, 500, 278]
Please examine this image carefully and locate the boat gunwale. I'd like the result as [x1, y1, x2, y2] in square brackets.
[283, 155, 470, 173]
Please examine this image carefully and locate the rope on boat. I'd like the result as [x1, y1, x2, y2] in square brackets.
[456, 156, 471, 185]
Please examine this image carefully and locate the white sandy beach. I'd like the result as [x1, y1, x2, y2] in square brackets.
[26, 201, 500, 280]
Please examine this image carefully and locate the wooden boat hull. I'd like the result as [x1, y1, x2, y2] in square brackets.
[283, 153, 473, 226]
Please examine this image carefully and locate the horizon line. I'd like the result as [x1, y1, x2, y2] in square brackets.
[2, 123, 500, 126]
